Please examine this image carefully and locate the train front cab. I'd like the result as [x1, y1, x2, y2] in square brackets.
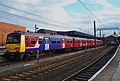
[5, 32, 25, 60]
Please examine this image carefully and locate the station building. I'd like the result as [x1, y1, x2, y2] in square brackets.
[104, 34, 119, 45]
[0, 22, 26, 46]
[37, 29, 57, 35]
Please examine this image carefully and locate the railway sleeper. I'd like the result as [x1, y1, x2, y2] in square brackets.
[77, 75, 90, 78]
[32, 68, 41, 71]
[31, 75, 37, 78]
[28, 70, 35, 73]
[83, 70, 96, 74]
[71, 79, 78, 81]
[25, 77, 31, 80]
[16, 74, 26, 77]
[22, 72, 31, 75]
[73, 77, 88, 81]
[80, 73, 93, 76]
[1, 78, 11, 81]
[86, 67, 96, 70]
[9, 75, 19, 79]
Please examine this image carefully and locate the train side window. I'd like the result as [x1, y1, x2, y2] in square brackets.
[76, 40, 78, 43]
[45, 38, 49, 44]
[57, 39, 61, 44]
[26, 38, 28, 47]
[31, 38, 36, 44]
[70, 40, 73, 43]
[66, 40, 69, 43]
[76, 40, 79, 43]
[39, 39, 42, 44]
[52, 39, 56, 44]
[83, 41, 85, 43]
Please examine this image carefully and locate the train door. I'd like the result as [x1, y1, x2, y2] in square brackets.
[80, 40, 82, 46]
[25, 36, 29, 47]
[45, 38, 49, 50]
[62, 39, 65, 48]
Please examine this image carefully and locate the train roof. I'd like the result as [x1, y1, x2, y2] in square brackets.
[12, 31, 72, 39]
[73, 37, 89, 40]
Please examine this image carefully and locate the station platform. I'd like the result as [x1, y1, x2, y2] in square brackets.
[0, 46, 5, 55]
[93, 47, 120, 81]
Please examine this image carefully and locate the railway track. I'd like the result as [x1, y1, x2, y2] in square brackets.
[0, 46, 103, 67]
[0, 46, 113, 81]
[0, 50, 93, 81]
[0, 52, 62, 66]
[63, 46, 118, 81]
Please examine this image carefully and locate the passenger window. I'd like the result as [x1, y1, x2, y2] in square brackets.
[45, 38, 49, 44]
[39, 39, 42, 44]
[66, 40, 69, 43]
[70, 40, 73, 43]
[57, 40, 61, 44]
[76, 40, 79, 43]
[52, 39, 56, 44]
[31, 38, 36, 44]
[76, 40, 77, 43]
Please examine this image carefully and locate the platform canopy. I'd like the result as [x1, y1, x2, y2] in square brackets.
[57, 30, 100, 39]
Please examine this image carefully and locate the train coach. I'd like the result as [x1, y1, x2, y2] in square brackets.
[5, 31, 103, 60]
[5, 31, 73, 60]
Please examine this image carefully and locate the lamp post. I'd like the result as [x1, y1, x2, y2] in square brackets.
[93, 21, 96, 48]
[100, 30, 102, 40]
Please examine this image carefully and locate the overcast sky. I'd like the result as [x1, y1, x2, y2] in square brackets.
[0, 0, 120, 36]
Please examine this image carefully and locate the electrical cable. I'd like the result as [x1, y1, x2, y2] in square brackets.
[0, 10, 69, 29]
[0, 3, 76, 28]
[78, 0, 107, 28]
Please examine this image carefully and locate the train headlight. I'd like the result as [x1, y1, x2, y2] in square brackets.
[15, 47, 20, 51]
[6, 47, 10, 51]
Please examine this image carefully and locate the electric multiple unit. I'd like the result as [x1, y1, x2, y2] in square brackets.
[5, 31, 102, 60]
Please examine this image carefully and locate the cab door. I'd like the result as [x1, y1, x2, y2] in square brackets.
[45, 38, 49, 50]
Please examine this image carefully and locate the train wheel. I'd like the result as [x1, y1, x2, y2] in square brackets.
[18, 53, 24, 60]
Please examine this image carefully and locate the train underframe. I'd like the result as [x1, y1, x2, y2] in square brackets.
[4, 45, 101, 61]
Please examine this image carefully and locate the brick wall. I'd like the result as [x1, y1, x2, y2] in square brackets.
[0, 22, 26, 46]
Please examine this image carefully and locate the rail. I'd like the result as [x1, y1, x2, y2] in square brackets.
[63, 46, 119, 81]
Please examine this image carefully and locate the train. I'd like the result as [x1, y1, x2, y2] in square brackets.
[5, 31, 103, 60]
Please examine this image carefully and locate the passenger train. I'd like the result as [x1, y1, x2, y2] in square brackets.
[5, 31, 103, 60]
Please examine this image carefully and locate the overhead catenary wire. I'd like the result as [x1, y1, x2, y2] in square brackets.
[0, 10, 69, 29]
[5, 0, 94, 34]
[0, 3, 76, 28]
[78, 0, 107, 28]
[0, 1, 95, 33]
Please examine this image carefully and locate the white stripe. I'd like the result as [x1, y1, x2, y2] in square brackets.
[26, 36, 44, 49]
[88, 45, 120, 81]
[26, 46, 39, 49]
[24, 64, 31, 66]
[35, 40, 40, 48]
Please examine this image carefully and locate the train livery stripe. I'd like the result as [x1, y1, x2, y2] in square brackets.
[26, 36, 44, 49]
[34, 37, 39, 48]
[20, 35, 25, 52]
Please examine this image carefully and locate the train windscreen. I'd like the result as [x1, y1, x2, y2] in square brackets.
[6, 33, 20, 44]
